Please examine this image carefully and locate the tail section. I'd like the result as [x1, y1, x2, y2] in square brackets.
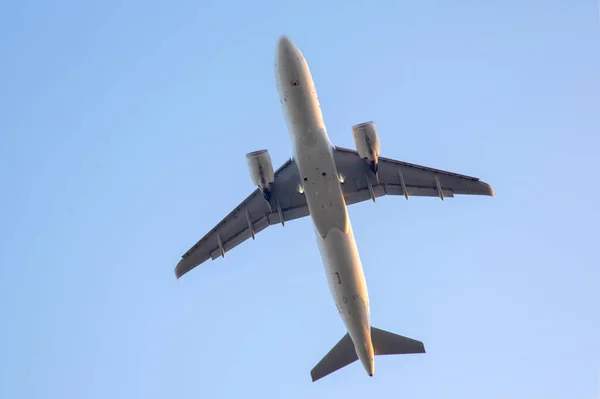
[310, 327, 425, 382]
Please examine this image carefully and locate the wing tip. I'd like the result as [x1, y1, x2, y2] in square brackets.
[484, 182, 495, 197]
[311, 375, 322, 382]
[174, 259, 187, 280]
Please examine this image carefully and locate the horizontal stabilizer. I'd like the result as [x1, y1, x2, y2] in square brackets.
[371, 326, 426, 355]
[310, 333, 357, 382]
[310, 327, 425, 382]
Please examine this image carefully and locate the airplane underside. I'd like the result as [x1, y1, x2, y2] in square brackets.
[173, 35, 494, 382]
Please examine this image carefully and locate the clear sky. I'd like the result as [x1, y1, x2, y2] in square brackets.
[1, 1, 599, 398]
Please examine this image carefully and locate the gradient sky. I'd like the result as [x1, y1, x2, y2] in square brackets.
[1, 1, 599, 398]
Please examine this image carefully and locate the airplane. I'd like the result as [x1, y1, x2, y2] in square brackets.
[174, 35, 494, 382]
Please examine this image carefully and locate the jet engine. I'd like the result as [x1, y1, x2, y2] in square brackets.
[246, 149, 275, 201]
[352, 121, 380, 173]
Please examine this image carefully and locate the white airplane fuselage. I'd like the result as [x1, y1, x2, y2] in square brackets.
[275, 36, 375, 376]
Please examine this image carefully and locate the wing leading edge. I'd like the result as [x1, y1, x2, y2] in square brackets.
[174, 158, 308, 279]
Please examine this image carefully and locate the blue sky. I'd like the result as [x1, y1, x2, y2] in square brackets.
[1, 0, 599, 398]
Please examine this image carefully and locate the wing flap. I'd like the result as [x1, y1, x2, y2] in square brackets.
[389, 185, 455, 198]
[205, 204, 311, 260]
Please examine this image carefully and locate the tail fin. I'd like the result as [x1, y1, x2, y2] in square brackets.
[310, 327, 425, 382]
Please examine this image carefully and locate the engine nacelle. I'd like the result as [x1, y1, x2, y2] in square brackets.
[246, 149, 275, 201]
[352, 121, 380, 173]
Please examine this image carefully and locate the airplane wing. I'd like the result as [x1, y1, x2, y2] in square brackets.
[333, 146, 494, 205]
[175, 158, 307, 279]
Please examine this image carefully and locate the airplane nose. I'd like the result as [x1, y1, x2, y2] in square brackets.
[277, 35, 296, 57]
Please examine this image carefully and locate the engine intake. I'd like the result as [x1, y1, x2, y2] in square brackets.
[352, 121, 380, 173]
[246, 149, 275, 201]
